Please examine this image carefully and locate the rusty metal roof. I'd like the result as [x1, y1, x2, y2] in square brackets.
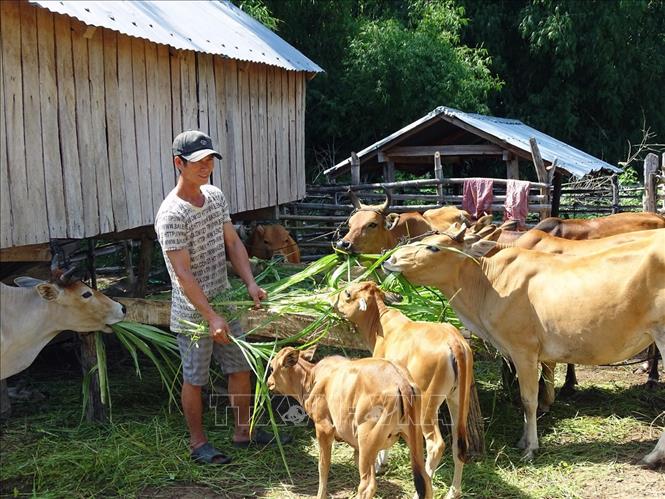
[325, 106, 621, 178]
[30, 0, 323, 73]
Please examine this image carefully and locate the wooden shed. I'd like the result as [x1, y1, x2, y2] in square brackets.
[0, 0, 323, 251]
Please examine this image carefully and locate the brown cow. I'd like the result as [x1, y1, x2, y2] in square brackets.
[423, 206, 472, 232]
[383, 225, 665, 465]
[245, 224, 301, 263]
[267, 347, 432, 499]
[333, 281, 472, 499]
[336, 189, 433, 254]
[532, 211, 665, 239]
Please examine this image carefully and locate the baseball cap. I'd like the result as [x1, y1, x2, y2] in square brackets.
[172, 130, 222, 162]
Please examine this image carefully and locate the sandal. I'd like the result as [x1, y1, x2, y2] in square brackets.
[190, 442, 232, 465]
[233, 429, 292, 448]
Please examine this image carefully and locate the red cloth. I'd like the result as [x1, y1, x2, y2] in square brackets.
[462, 178, 494, 219]
[503, 179, 530, 227]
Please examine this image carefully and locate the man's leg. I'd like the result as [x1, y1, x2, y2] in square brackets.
[182, 382, 207, 449]
[228, 370, 252, 442]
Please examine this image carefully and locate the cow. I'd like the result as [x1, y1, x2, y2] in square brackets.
[245, 224, 301, 263]
[423, 205, 473, 232]
[531, 211, 665, 239]
[332, 281, 472, 499]
[0, 269, 126, 415]
[267, 347, 433, 499]
[382, 225, 665, 466]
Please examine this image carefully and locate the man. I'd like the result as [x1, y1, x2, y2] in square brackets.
[155, 130, 289, 464]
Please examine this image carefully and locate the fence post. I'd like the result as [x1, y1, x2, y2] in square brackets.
[643, 153, 658, 212]
[610, 174, 619, 214]
[351, 152, 360, 186]
[434, 152, 445, 207]
[529, 138, 552, 219]
[383, 160, 395, 183]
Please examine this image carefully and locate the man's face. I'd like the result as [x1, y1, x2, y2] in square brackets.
[177, 155, 215, 186]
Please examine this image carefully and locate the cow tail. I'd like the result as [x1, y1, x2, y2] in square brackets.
[452, 340, 472, 464]
[398, 381, 431, 499]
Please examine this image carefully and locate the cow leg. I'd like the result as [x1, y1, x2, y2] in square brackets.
[513, 355, 540, 460]
[374, 448, 389, 475]
[646, 344, 660, 388]
[421, 394, 445, 478]
[315, 425, 334, 499]
[538, 362, 556, 413]
[642, 333, 665, 467]
[356, 436, 378, 499]
[0, 379, 10, 419]
[444, 388, 464, 499]
[560, 363, 578, 396]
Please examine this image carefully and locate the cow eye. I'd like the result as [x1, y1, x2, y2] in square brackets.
[368, 222, 378, 229]
[81, 291, 93, 299]
[426, 245, 440, 252]
[264, 240, 270, 245]
[344, 290, 351, 299]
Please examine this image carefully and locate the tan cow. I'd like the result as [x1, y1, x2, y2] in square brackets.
[423, 206, 473, 232]
[246, 224, 301, 263]
[336, 189, 433, 254]
[382, 226, 665, 466]
[267, 347, 433, 499]
[333, 281, 472, 499]
[532, 211, 665, 239]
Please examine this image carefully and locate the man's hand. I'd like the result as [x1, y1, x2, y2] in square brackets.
[207, 314, 231, 344]
[247, 282, 267, 309]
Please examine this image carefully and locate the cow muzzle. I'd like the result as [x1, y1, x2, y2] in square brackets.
[382, 256, 402, 272]
[336, 239, 353, 252]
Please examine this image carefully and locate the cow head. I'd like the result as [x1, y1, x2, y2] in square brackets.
[336, 189, 396, 254]
[332, 281, 401, 323]
[382, 223, 497, 285]
[267, 346, 316, 398]
[246, 224, 301, 263]
[30, 268, 126, 333]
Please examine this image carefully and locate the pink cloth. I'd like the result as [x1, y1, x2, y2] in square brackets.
[503, 179, 531, 227]
[462, 178, 494, 219]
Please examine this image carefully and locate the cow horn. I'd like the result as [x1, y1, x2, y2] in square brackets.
[59, 266, 78, 285]
[347, 189, 363, 210]
[379, 186, 392, 213]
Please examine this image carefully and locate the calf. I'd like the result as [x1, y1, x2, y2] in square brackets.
[246, 224, 301, 263]
[267, 347, 432, 499]
[333, 282, 472, 499]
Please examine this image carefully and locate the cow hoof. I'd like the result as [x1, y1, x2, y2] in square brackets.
[521, 449, 536, 462]
[645, 379, 660, 390]
[444, 486, 461, 499]
[517, 435, 528, 450]
[640, 454, 663, 469]
[559, 384, 577, 397]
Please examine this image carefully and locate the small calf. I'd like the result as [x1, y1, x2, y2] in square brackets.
[267, 347, 432, 499]
[246, 224, 301, 263]
[333, 282, 473, 499]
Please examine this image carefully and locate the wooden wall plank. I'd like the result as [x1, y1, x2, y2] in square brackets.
[213, 56, 233, 205]
[180, 51, 197, 130]
[266, 67, 277, 206]
[239, 64, 252, 212]
[131, 37, 152, 224]
[288, 71, 297, 201]
[257, 65, 269, 207]
[19, 2, 49, 243]
[36, 7, 67, 239]
[53, 14, 84, 238]
[2, 1, 30, 246]
[200, 54, 221, 189]
[225, 59, 244, 213]
[197, 53, 210, 138]
[102, 29, 129, 232]
[0, 5, 13, 248]
[116, 34, 142, 229]
[145, 42, 164, 216]
[275, 69, 289, 204]
[157, 45, 175, 196]
[248, 66, 260, 210]
[88, 27, 114, 235]
[297, 74, 306, 199]
[170, 50, 182, 144]
[72, 19, 101, 237]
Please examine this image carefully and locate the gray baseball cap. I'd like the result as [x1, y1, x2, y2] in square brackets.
[172, 130, 222, 162]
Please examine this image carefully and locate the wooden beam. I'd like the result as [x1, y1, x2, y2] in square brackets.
[384, 144, 504, 158]
[351, 151, 360, 185]
[0, 243, 51, 262]
[643, 152, 659, 212]
[434, 152, 444, 205]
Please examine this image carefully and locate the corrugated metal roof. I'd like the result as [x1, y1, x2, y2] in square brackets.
[30, 0, 323, 73]
[326, 106, 621, 178]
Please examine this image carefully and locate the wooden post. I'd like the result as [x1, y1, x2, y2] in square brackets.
[529, 138, 552, 219]
[551, 169, 562, 217]
[351, 152, 360, 186]
[0, 379, 10, 419]
[610, 174, 620, 214]
[505, 152, 519, 180]
[132, 233, 155, 298]
[434, 152, 445, 206]
[643, 152, 658, 213]
[81, 239, 107, 423]
[383, 160, 395, 183]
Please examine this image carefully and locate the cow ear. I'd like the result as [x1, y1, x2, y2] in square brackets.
[282, 349, 300, 368]
[475, 214, 494, 229]
[256, 224, 265, 236]
[35, 282, 62, 301]
[14, 276, 45, 287]
[383, 291, 402, 305]
[449, 223, 467, 242]
[467, 239, 496, 258]
[384, 213, 400, 231]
